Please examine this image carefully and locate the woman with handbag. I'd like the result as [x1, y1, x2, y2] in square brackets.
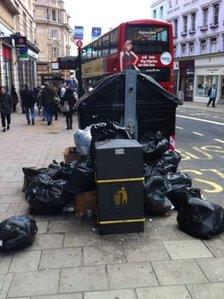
[61, 87, 77, 129]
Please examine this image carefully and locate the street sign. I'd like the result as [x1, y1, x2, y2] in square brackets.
[91, 27, 101, 38]
[74, 26, 84, 40]
[76, 40, 83, 48]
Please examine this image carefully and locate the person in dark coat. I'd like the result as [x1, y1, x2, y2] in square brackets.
[10, 85, 18, 112]
[61, 88, 76, 129]
[41, 82, 55, 125]
[0, 86, 12, 132]
[21, 84, 36, 125]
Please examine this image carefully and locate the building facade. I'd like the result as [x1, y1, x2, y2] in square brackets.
[0, 0, 38, 91]
[166, 0, 224, 103]
[151, 0, 169, 20]
[34, 0, 73, 85]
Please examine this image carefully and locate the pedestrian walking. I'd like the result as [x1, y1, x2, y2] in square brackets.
[22, 84, 36, 125]
[41, 82, 55, 125]
[60, 83, 67, 99]
[10, 85, 19, 112]
[61, 87, 77, 129]
[0, 86, 12, 132]
[207, 84, 217, 108]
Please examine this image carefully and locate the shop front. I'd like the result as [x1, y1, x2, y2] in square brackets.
[194, 55, 224, 104]
[178, 60, 195, 102]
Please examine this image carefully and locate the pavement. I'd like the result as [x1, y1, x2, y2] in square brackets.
[0, 111, 224, 299]
[179, 100, 224, 113]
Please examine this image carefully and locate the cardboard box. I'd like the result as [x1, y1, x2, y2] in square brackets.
[73, 191, 97, 217]
[64, 146, 80, 164]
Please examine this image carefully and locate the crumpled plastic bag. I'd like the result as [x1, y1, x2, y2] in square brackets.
[25, 168, 68, 214]
[68, 156, 96, 195]
[139, 131, 169, 163]
[22, 167, 46, 193]
[165, 171, 192, 196]
[0, 215, 38, 251]
[177, 190, 224, 239]
[74, 126, 92, 156]
[144, 175, 172, 215]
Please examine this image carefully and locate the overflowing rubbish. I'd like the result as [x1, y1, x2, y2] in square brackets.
[25, 168, 68, 214]
[144, 175, 172, 215]
[0, 216, 37, 251]
[74, 126, 92, 156]
[22, 167, 46, 193]
[176, 188, 224, 239]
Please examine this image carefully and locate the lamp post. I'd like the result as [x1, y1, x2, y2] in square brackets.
[76, 40, 84, 98]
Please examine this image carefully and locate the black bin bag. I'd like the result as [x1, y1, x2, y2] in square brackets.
[177, 190, 224, 239]
[144, 175, 172, 215]
[22, 167, 46, 193]
[0, 215, 38, 251]
[25, 169, 68, 214]
[140, 131, 169, 163]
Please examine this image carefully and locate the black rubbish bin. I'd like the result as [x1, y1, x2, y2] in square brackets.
[95, 139, 144, 235]
[77, 72, 182, 149]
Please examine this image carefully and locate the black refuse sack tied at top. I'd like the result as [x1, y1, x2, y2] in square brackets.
[25, 168, 68, 214]
[176, 188, 224, 239]
[68, 156, 96, 195]
[144, 175, 172, 215]
[140, 131, 169, 163]
[165, 171, 192, 201]
[0, 215, 38, 251]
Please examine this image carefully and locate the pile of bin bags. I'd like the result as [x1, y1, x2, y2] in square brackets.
[0, 215, 38, 251]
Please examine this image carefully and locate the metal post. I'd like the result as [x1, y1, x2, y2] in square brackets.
[124, 70, 138, 139]
[77, 47, 84, 98]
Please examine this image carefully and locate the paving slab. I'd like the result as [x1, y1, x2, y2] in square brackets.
[107, 262, 158, 289]
[64, 231, 101, 247]
[32, 294, 82, 299]
[8, 269, 60, 297]
[136, 285, 191, 299]
[187, 282, 224, 299]
[196, 257, 224, 282]
[203, 238, 224, 257]
[39, 247, 82, 269]
[163, 240, 213, 259]
[139, 227, 179, 242]
[101, 233, 141, 246]
[60, 266, 108, 293]
[9, 251, 41, 273]
[150, 212, 177, 226]
[84, 289, 137, 299]
[152, 259, 208, 285]
[84, 245, 126, 266]
[48, 219, 82, 233]
[36, 221, 49, 235]
[26, 234, 64, 250]
[0, 254, 12, 274]
[124, 242, 169, 262]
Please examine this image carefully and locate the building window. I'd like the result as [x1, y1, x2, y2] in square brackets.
[51, 29, 58, 38]
[52, 10, 56, 21]
[182, 15, 188, 34]
[181, 43, 187, 55]
[210, 37, 217, 52]
[52, 47, 59, 58]
[174, 19, 178, 37]
[23, 12, 27, 36]
[46, 9, 49, 20]
[202, 7, 208, 28]
[200, 39, 206, 54]
[153, 9, 156, 18]
[160, 6, 163, 19]
[58, 11, 60, 22]
[191, 13, 196, 32]
[212, 4, 219, 26]
[196, 75, 218, 97]
[189, 42, 194, 54]
[30, 20, 32, 41]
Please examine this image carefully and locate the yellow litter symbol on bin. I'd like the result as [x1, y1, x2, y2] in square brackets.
[113, 187, 128, 206]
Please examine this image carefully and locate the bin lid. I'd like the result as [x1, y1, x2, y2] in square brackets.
[77, 72, 182, 110]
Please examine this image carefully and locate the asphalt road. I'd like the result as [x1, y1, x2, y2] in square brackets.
[175, 106, 224, 205]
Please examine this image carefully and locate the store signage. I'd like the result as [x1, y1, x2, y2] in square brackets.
[14, 36, 27, 48]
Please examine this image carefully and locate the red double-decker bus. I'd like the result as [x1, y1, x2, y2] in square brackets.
[81, 19, 174, 93]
